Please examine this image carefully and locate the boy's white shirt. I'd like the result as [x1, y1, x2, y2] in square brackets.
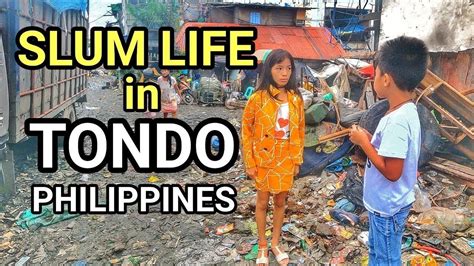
[363, 102, 421, 217]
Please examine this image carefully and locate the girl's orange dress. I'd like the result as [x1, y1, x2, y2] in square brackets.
[241, 86, 305, 193]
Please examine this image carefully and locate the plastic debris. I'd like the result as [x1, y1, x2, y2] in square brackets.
[79, 174, 90, 182]
[413, 185, 432, 213]
[334, 226, 353, 239]
[216, 223, 234, 235]
[334, 198, 356, 212]
[71, 260, 87, 266]
[14, 256, 30, 266]
[325, 157, 352, 173]
[402, 235, 413, 250]
[147, 175, 160, 183]
[16, 205, 79, 230]
[357, 231, 369, 247]
[236, 240, 254, 255]
[451, 237, 473, 255]
[244, 244, 259, 261]
[409, 254, 437, 266]
[127, 256, 141, 266]
[211, 136, 220, 150]
[285, 223, 307, 239]
[244, 220, 258, 236]
[327, 199, 336, 207]
[330, 209, 360, 226]
[417, 207, 471, 233]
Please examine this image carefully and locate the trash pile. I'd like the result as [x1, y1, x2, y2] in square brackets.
[0, 61, 472, 265]
[200, 60, 474, 265]
[203, 160, 473, 265]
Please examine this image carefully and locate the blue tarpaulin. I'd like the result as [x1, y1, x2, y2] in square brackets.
[44, 0, 88, 13]
[299, 137, 354, 177]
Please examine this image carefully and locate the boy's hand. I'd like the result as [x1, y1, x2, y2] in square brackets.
[349, 125, 371, 146]
[359, 127, 373, 139]
[246, 167, 257, 180]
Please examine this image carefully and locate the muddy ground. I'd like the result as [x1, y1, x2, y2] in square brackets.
[1, 74, 250, 265]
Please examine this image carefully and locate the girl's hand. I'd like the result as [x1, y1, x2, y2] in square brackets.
[349, 125, 371, 146]
[294, 165, 300, 176]
[246, 167, 257, 180]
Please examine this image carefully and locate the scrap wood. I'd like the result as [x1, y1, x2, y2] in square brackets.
[427, 157, 474, 186]
[342, 51, 376, 60]
[431, 187, 446, 199]
[227, 100, 246, 108]
[434, 185, 467, 202]
[416, 70, 474, 139]
[318, 128, 351, 143]
[428, 187, 445, 207]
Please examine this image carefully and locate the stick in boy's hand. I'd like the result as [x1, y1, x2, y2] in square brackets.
[349, 125, 371, 146]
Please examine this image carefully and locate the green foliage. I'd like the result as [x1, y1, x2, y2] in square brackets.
[127, 0, 180, 29]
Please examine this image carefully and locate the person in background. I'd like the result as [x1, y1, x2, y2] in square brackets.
[242, 49, 305, 266]
[303, 75, 314, 92]
[349, 36, 428, 265]
[178, 74, 190, 91]
[157, 69, 179, 118]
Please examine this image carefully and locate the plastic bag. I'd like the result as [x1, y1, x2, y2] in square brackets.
[16, 205, 79, 230]
[298, 88, 313, 109]
[417, 207, 471, 233]
[413, 184, 432, 213]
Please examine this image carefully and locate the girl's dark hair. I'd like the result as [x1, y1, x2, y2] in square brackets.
[256, 49, 301, 99]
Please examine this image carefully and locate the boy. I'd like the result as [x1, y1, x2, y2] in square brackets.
[349, 36, 428, 265]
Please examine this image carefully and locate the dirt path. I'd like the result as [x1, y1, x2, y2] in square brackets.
[1, 75, 247, 265]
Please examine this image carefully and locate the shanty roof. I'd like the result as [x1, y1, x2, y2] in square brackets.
[207, 3, 313, 10]
[176, 22, 346, 61]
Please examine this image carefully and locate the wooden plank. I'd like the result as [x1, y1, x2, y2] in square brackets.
[318, 128, 351, 143]
[462, 88, 474, 96]
[434, 87, 474, 123]
[420, 70, 474, 123]
[343, 51, 376, 60]
[428, 157, 474, 183]
[455, 138, 474, 161]
[438, 126, 457, 143]
[416, 89, 474, 139]
[455, 132, 467, 144]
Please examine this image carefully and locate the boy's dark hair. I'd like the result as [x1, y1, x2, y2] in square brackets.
[257, 49, 302, 98]
[375, 36, 428, 91]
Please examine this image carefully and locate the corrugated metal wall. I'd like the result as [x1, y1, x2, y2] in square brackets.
[1, 0, 88, 142]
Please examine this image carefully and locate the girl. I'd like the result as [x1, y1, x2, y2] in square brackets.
[241, 49, 305, 265]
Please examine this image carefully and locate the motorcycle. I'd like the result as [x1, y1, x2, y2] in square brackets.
[177, 75, 196, 105]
